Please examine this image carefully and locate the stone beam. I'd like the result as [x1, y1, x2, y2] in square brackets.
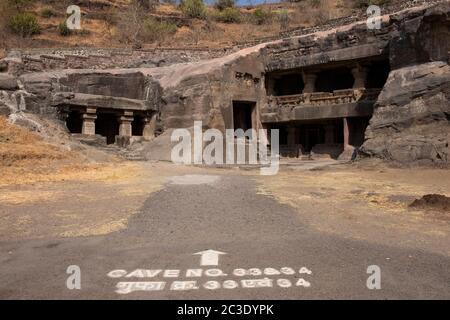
[266, 43, 387, 72]
[260, 102, 374, 123]
[52, 92, 155, 111]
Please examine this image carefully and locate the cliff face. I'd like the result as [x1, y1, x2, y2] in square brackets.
[1, 2, 449, 167]
[361, 62, 450, 165]
[361, 4, 450, 166]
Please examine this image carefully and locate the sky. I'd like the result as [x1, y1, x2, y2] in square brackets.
[231, 0, 282, 5]
[203, 0, 283, 6]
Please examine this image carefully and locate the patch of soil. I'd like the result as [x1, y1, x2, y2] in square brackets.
[409, 194, 450, 212]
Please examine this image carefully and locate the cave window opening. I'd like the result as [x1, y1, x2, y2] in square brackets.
[315, 67, 354, 92]
[275, 74, 304, 96]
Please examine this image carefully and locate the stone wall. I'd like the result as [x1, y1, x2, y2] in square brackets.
[3, 47, 234, 75]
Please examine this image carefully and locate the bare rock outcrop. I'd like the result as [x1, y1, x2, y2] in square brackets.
[361, 62, 450, 165]
[361, 3, 450, 166]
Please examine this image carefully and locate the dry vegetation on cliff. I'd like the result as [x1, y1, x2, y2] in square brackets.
[0, 0, 401, 50]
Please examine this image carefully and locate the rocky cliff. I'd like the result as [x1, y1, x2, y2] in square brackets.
[361, 3, 450, 166]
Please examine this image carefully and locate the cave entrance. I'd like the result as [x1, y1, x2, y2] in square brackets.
[95, 113, 119, 144]
[298, 120, 344, 153]
[132, 115, 144, 136]
[233, 101, 256, 132]
[347, 116, 371, 147]
[366, 60, 391, 89]
[66, 110, 82, 134]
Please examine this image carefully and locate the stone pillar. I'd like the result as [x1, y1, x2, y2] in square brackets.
[343, 117, 350, 149]
[338, 117, 356, 160]
[351, 66, 368, 89]
[302, 73, 317, 93]
[324, 125, 335, 144]
[142, 113, 157, 139]
[81, 107, 97, 135]
[118, 111, 133, 137]
[266, 77, 276, 96]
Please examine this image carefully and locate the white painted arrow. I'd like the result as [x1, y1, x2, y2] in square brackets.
[193, 249, 227, 266]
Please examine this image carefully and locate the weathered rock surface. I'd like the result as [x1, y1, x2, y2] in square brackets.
[361, 62, 450, 165]
[0, 74, 18, 91]
[1, 2, 450, 168]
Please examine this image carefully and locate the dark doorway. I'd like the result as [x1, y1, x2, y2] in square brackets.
[348, 117, 371, 147]
[66, 110, 82, 134]
[299, 125, 325, 152]
[366, 60, 390, 89]
[315, 67, 354, 92]
[233, 101, 255, 131]
[132, 115, 144, 136]
[297, 120, 344, 152]
[95, 113, 119, 144]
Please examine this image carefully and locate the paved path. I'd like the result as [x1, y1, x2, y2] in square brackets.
[0, 174, 449, 299]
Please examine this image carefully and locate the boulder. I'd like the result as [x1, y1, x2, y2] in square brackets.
[0, 74, 18, 91]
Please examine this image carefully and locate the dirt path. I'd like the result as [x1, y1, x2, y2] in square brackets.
[0, 162, 449, 299]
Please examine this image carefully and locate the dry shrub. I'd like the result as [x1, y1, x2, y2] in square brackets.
[293, 0, 343, 27]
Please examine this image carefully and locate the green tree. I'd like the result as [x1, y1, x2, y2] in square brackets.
[180, 0, 206, 19]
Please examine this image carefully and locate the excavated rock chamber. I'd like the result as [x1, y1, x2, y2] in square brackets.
[0, 1, 449, 166]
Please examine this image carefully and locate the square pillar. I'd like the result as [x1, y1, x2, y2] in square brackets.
[351, 66, 368, 89]
[343, 117, 350, 149]
[302, 73, 317, 93]
[118, 111, 133, 137]
[142, 113, 157, 139]
[81, 107, 97, 135]
[339, 117, 356, 160]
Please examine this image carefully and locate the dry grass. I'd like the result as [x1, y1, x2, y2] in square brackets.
[0, 0, 357, 49]
[255, 165, 450, 255]
[0, 116, 72, 163]
[0, 116, 133, 186]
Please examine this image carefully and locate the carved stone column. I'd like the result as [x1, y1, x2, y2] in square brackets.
[81, 107, 97, 135]
[118, 111, 133, 137]
[343, 117, 350, 149]
[302, 73, 317, 93]
[338, 117, 356, 160]
[351, 66, 368, 89]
